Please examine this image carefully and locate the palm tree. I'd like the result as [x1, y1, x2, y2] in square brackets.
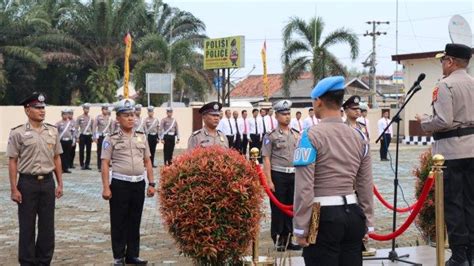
[281, 16, 359, 97]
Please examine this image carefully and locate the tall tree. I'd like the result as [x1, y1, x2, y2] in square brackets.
[281, 16, 359, 97]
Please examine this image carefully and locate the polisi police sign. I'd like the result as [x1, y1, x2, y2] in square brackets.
[203, 36, 245, 70]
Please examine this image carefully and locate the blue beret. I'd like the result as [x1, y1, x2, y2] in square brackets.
[311, 76, 345, 99]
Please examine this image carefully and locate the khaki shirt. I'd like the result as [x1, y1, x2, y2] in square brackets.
[55, 119, 74, 140]
[76, 114, 94, 135]
[101, 130, 151, 176]
[160, 117, 179, 139]
[345, 120, 369, 139]
[293, 117, 374, 237]
[421, 69, 474, 160]
[93, 114, 113, 138]
[187, 128, 229, 151]
[261, 127, 300, 168]
[7, 123, 63, 175]
[134, 116, 145, 132]
[144, 117, 160, 135]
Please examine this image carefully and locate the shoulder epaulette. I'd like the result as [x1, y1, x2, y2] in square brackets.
[358, 121, 366, 126]
[192, 130, 201, 136]
[135, 130, 145, 134]
[291, 128, 300, 134]
[45, 123, 57, 128]
[11, 124, 22, 131]
[110, 132, 119, 136]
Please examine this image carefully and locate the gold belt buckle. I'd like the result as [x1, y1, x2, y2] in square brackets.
[37, 175, 44, 180]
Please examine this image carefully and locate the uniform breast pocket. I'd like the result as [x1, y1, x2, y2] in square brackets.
[46, 138, 56, 154]
[275, 141, 287, 149]
[22, 136, 36, 147]
[134, 142, 146, 151]
[115, 143, 127, 150]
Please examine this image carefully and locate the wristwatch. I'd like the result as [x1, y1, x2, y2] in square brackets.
[148, 182, 156, 188]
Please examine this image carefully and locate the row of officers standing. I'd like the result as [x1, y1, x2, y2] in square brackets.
[54, 103, 180, 174]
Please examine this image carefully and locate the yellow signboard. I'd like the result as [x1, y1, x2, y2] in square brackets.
[203, 36, 245, 70]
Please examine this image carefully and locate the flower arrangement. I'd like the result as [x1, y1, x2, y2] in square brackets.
[413, 148, 435, 242]
[159, 146, 263, 265]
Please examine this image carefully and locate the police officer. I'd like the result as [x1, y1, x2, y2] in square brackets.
[160, 107, 180, 165]
[133, 104, 144, 132]
[93, 103, 113, 172]
[144, 106, 160, 167]
[293, 76, 374, 265]
[188, 102, 229, 150]
[67, 108, 77, 168]
[55, 109, 74, 173]
[7, 92, 64, 265]
[416, 43, 474, 266]
[343, 95, 369, 138]
[261, 100, 301, 251]
[101, 99, 156, 265]
[76, 103, 94, 170]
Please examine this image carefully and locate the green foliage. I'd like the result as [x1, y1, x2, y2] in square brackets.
[413, 148, 435, 242]
[281, 16, 359, 97]
[85, 64, 119, 103]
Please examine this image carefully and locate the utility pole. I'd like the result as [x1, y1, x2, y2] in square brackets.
[363, 21, 389, 108]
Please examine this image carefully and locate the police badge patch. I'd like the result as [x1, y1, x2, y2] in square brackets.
[103, 140, 111, 150]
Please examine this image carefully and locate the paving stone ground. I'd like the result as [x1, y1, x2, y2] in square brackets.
[0, 146, 428, 265]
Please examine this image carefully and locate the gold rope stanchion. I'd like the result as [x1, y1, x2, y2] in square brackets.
[432, 154, 445, 266]
[242, 148, 274, 265]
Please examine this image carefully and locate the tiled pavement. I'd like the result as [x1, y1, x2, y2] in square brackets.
[0, 146, 428, 265]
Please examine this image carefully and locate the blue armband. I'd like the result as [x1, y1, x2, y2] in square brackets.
[293, 129, 317, 166]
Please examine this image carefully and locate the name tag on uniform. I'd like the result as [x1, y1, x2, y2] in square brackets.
[293, 129, 317, 166]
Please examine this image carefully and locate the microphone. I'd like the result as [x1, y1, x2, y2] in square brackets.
[407, 73, 426, 95]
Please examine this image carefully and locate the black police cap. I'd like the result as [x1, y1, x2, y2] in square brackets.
[20, 92, 46, 107]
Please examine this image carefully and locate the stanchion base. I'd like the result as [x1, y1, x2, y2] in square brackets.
[364, 251, 422, 266]
[242, 256, 274, 265]
[362, 247, 377, 257]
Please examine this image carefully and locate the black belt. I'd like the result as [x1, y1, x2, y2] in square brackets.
[433, 127, 474, 140]
[20, 172, 53, 180]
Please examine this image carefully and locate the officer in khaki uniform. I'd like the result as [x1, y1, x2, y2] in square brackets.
[188, 102, 229, 150]
[101, 99, 156, 265]
[7, 92, 64, 265]
[261, 100, 301, 251]
[293, 76, 373, 265]
[416, 43, 474, 266]
[160, 107, 180, 164]
[55, 109, 74, 173]
[76, 103, 94, 170]
[133, 104, 144, 131]
[66, 108, 77, 168]
[343, 95, 369, 138]
[93, 103, 113, 172]
[144, 106, 160, 167]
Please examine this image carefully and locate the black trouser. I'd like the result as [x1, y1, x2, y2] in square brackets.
[226, 135, 235, 148]
[303, 204, 367, 266]
[241, 134, 249, 156]
[233, 134, 242, 152]
[163, 134, 175, 165]
[79, 134, 92, 168]
[96, 136, 104, 170]
[147, 134, 158, 166]
[17, 173, 55, 266]
[60, 140, 72, 171]
[379, 133, 391, 160]
[249, 134, 262, 163]
[70, 143, 76, 167]
[109, 179, 145, 259]
[444, 158, 474, 259]
[270, 170, 295, 244]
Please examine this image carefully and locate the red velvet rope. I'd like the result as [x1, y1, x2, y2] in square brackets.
[373, 185, 416, 213]
[255, 164, 435, 242]
[368, 174, 434, 241]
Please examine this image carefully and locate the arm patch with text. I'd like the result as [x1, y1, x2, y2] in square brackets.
[293, 129, 317, 166]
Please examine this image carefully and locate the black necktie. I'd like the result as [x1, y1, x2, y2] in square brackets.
[262, 117, 266, 133]
[228, 119, 233, 135]
[235, 119, 240, 135]
[255, 119, 258, 134]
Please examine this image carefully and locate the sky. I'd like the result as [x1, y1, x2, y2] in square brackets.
[168, 0, 473, 82]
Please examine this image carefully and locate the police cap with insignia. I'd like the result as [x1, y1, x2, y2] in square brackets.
[20, 92, 46, 108]
[199, 101, 222, 115]
[61, 108, 68, 114]
[166, 107, 173, 112]
[82, 103, 91, 109]
[342, 95, 361, 109]
[311, 76, 345, 99]
[134, 104, 142, 111]
[101, 103, 109, 110]
[274, 100, 292, 114]
[147, 106, 154, 112]
[435, 43, 472, 60]
[359, 102, 369, 112]
[115, 99, 135, 114]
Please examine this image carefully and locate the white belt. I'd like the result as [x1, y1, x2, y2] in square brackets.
[271, 166, 295, 174]
[112, 172, 144, 183]
[148, 133, 157, 135]
[313, 194, 357, 206]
